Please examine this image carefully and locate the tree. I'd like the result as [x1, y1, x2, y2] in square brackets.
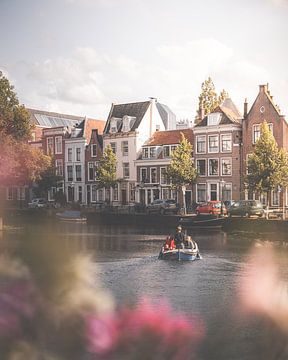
[246, 121, 288, 217]
[0, 71, 32, 141]
[34, 157, 63, 198]
[166, 133, 197, 214]
[195, 77, 229, 124]
[96, 144, 118, 203]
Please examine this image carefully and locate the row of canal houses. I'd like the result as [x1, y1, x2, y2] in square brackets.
[3, 84, 288, 209]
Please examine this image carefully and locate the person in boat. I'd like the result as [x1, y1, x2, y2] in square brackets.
[163, 236, 176, 251]
[174, 225, 185, 249]
[184, 235, 194, 249]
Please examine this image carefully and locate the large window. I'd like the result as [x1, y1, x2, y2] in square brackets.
[221, 134, 232, 152]
[55, 159, 63, 176]
[68, 148, 72, 162]
[91, 144, 97, 157]
[208, 135, 219, 153]
[149, 147, 156, 158]
[91, 185, 97, 202]
[75, 165, 82, 181]
[196, 135, 206, 154]
[150, 168, 157, 183]
[221, 158, 232, 176]
[55, 136, 62, 154]
[47, 137, 54, 154]
[113, 184, 119, 201]
[197, 184, 206, 202]
[196, 159, 206, 176]
[160, 167, 168, 185]
[222, 183, 232, 201]
[163, 146, 170, 157]
[88, 162, 94, 181]
[110, 142, 116, 154]
[253, 124, 261, 143]
[123, 163, 129, 178]
[17, 187, 25, 200]
[76, 148, 81, 161]
[122, 141, 128, 156]
[272, 189, 280, 206]
[130, 183, 135, 202]
[209, 159, 219, 176]
[142, 148, 149, 159]
[140, 168, 147, 182]
[67, 165, 73, 182]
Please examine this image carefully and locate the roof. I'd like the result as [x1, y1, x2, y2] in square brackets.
[104, 101, 151, 133]
[28, 108, 84, 128]
[195, 98, 242, 127]
[144, 129, 194, 146]
[156, 102, 176, 129]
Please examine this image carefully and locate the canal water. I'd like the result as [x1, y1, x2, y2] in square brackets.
[1, 221, 288, 360]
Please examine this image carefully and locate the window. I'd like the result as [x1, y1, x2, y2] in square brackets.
[110, 142, 116, 154]
[222, 183, 232, 202]
[207, 113, 221, 126]
[88, 162, 94, 181]
[67, 165, 73, 181]
[113, 184, 119, 201]
[150, 168, 157, 183]
[140, 168, 147, 183]
[162, 188, 170, 200]
[98, 189, 104, 201]
[160, 167, 167, 185]
[209, 159, 219, 176]
[123, 163, 129, 178]
[272, 189, 280, 206]
[76, 148, 81, 161]
[91, 144, 97, 157]
[150, 147, 156, 158]
[17, 187, 25, 200]
[78, 186, 82, 203]
[221, 134, 232, 152]
[208, 135, 219, 153]
[68, 148, 72, 162]
[197, 184, 206, 202]
[110, 118, 118, 133]
[122, 141, 128, 156]
[75, 165, 82, 181]
[91, 185, 97, 202]
[253, 124, 261, 143]
[122, 117, 130, 132]
[55, 137, 62, 154]
[55, 159, 63, 176]
[221, 158, 232, 176]
[130, 183, 135, 202]
[163, 146, 170, 157]
[196, 136, 206, 154]
[268, 123, 273, 135]
[196, 159, 206, 176]
[210, 183, 218, 201]
[47, 137, 54, 154]
[142, 147, 149, 158]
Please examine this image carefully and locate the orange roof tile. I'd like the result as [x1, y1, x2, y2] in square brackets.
[145, 129, 194, 146]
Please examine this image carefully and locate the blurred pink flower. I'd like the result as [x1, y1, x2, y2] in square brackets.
[85, 298, 204, 360]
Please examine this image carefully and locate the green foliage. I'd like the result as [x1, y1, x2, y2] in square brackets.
[34, 157, 63, 197]
[196, 77, 229, 124]
[246, 121, 288, 196]
[96, 144, 118, 190]
[166, 133, 197, 189]
[0, 71, 32, 141]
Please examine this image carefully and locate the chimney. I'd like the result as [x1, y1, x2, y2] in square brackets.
[259, 84, 267, 93]
[244, 98, 248, 118]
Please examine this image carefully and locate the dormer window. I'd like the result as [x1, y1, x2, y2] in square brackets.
[122, 116, 130, 132]
[110, 118, 118, 133]
[207, 113, 221, 126]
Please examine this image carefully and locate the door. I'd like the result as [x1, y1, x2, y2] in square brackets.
[121, 190, 127, 205]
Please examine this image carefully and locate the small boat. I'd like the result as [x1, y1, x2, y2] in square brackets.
[55, 210, 87, 223]
[158, 241, 201, 261]
[179, 214, 226, 229]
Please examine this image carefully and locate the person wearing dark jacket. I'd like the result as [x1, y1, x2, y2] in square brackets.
[174, 225, 185, 249]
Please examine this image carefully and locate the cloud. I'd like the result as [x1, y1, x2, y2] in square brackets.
[20, 38, 287, 120]
[268, 0, 288, 7]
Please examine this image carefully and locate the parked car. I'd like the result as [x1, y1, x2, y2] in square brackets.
[146, 199, 179, 215]
[228, 200, 264, 217]
[28, 198, 47, 208]
[224, 200, 236, 212]
[195, 201, 227, 215]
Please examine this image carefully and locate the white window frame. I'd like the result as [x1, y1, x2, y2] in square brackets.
[208, 134, 219, 153]
[110, 142, 116, 154]
[196, 159, 206, 176]
[91, 144, 97, 157]
[67, 165, 73, 182]
[47, 137, 54, 154]
[221, 134, 232, 153]
[253, 124, 261, 144]
[208, 158, 219, 176]
[196, 183, 206, 203]
[142, 147, 149, 159]
[196, 135, 206, 154]
[140, 167, 147, 183]
[55, 136, 62, 154]
[272, 189, 280, 206]
[88, 162, 94, 181]
[160, 167, 167, 185]
[68, 148, 72, 162]
[150, 167, 157, 183]
[122, 141, 129, 156]
[221, 158, 232, 176]
[149, 147, 156, 158]
[55, 159, 63, 177]
[17, 187, 25, 200]
[113, 184, 119, 201]
[6, 187, 13, 200]
[123, 162, 129, 178]
[76, 148, 81, 162]
[75, 165, 82, 182]
[91, 185, 97, 202]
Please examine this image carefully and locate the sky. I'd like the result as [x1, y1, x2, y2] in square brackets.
[0, 0, 287, 122]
